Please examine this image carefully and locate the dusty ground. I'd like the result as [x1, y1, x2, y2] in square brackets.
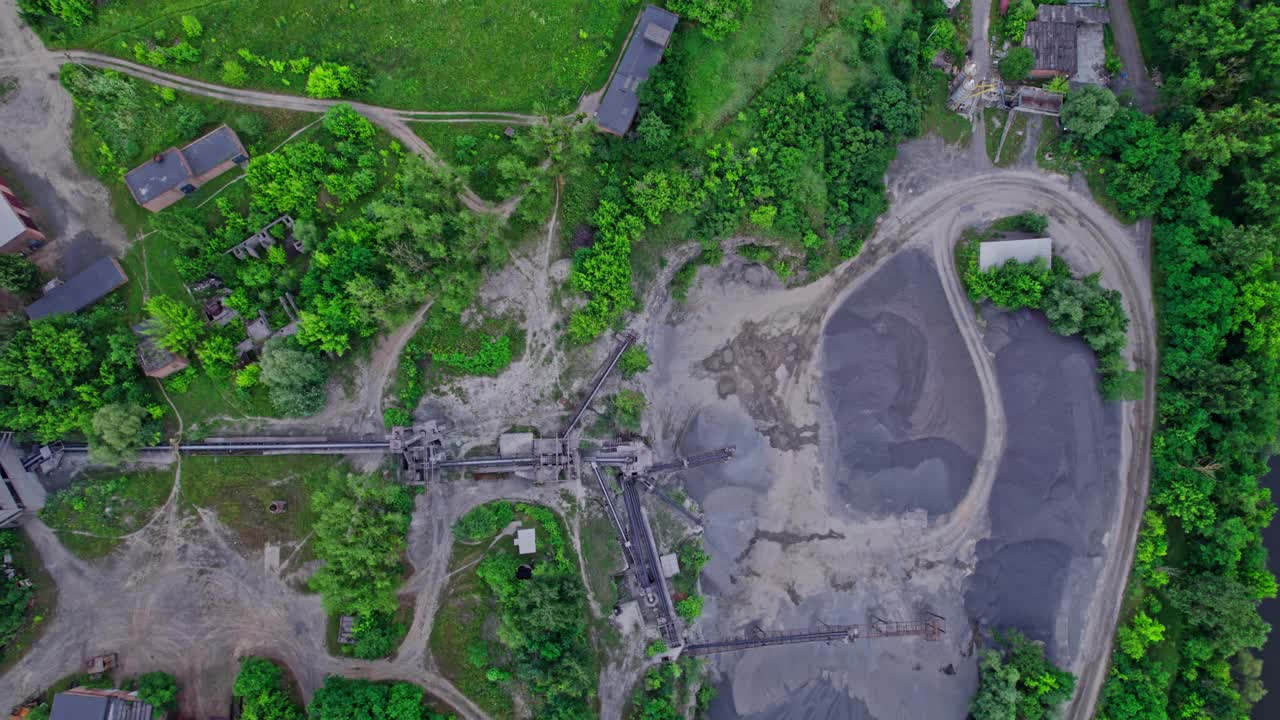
[0, 0, 127, 273]
[0, 1, 1155, 716]
[629, 139, 1155, 720]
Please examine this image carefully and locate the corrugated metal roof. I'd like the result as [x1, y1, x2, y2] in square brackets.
[596, 5, 679, 135]
[979, 238, 1053, 270]
[1024, 21, 1078, 73]
[50, 692, 108, 720]
[25, 257, 128, 320]
[1038, 5, 1110, 23]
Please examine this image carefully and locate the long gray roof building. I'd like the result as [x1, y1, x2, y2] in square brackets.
[596, 5, 679, 136]
[124, 125, 248, 212]
[25, 257, 128, 321]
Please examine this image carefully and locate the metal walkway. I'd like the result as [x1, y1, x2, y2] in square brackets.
[684, 615, 945, 657]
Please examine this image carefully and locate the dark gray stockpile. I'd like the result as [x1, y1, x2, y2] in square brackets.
[964, 309, 1120, 661]
[820, 249, 985, 518]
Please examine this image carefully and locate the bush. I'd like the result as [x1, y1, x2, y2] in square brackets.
[259, 341, 329, 417]
[0, 255, 42, 294]
[233, 657, 302, 720]
[612, 390, 646, 433]
[999, 48, 1035, 82]
[306, 63, 359, 99]
[221, 60, 248, 87]
[452, 501, 514, 542]
[1061, 85, 1118, 140]
[135, 672, 179, 712]
[618, 345, 651, 378]
[180, 15, 202, 38]
[383, 407, 412, 429]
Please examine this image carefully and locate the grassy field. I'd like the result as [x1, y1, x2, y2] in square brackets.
[49, 0, 636, 112]
[995, 111, 1030, 167]
[579, 503, 624, 615]
[39, 467, 177, 560]
[410, 122, 539, 202]
[0, 530, 58, 675]
[431, 534, 518, 719]
[920, 70, 972, 146]
[431, 502, 595, 719]
[679, 0, 910, 140]
[985, 109, 1007, 164]
[180, 455, 339, 551]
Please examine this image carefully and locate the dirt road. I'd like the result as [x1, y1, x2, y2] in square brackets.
[1106, 0, 1158, 112]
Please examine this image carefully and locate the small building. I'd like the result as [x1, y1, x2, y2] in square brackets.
[515, 527, 537, 555]
[979, 237, 1053, 271]
[659, 553, 680, 579]
[124, 125, 248, 212]
[132, 322, 190, 379]
[1013, 86, 1065, 116]
[337, 615, 357, 645]
[0, 176, 46, 254]
[24, 257, 128, 321]
[50, 687, 156, 720]
[1022, 5, 1109, 83]
[595, 5, 679, 136]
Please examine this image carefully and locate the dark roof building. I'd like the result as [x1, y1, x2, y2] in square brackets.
[1022, 4, 1109, 81]
[132, 322, 190, 379]
[24, 257, 128, 321]
[124, 125, 248, 212]
[50, 688, 155, 720]
[595, 5, 679, 136]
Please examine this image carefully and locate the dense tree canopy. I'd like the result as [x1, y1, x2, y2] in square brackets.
[0, 310, 146, 441]
[0, 255, 42, 294]
[1060, 85, 1119, 140]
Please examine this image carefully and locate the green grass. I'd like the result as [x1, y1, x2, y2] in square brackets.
[50, 0, 636, 113]
[431, 537, 518, 719]
[579, 504, 624, 615]
[0, 530, 58, 674]
[985, 109, 1007, 164]
[39, 468, 177, 560]
[995, 111, 1030, 167]
[920, 70, 972, 146]
[431, 504, 595, 719]
[180, 455, 339, 551]
[680, 0, 909, 140]
[409, 123, 539, 202]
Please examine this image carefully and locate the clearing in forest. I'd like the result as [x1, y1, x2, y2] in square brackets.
[45, 0, 636, 112]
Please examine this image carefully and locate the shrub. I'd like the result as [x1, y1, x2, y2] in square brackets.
[306, 63, 359, 99]
[135, 672, 179, 712]
[259, 341, 329, 417]
[221, 60, 248, 87]
[1061, 85, 1118, 140]
[180, 15, 202, 38]
[999, 48, 1035, 82]
[612, 390, 646, 433]
[0, 255, 42, 294]
[675, 595, 704, 622]
[383, 407, 412, 429]
[452, 501, 515, 542]
[619, 345, 651, 378]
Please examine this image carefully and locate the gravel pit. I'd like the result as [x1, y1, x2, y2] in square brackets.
[964, 309, 1120, 661]
[819, 249, 985, 519]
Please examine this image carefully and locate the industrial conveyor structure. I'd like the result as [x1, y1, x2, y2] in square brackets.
[683, 615, 946, 657]
[11, 330, 944, 665]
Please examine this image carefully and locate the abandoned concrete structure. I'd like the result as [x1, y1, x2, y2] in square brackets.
[24, 257, 128, 321]
[0, 434, 48, 528]
[123, 125, 248, 212]
[0, 176, 45, 254]
[132, 322, 191, 379]
[1022, 5, 1109, 83]
[979, 237, 1053, 270]
[596, 5, 679, 135]
[227, 215, 301, 261]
